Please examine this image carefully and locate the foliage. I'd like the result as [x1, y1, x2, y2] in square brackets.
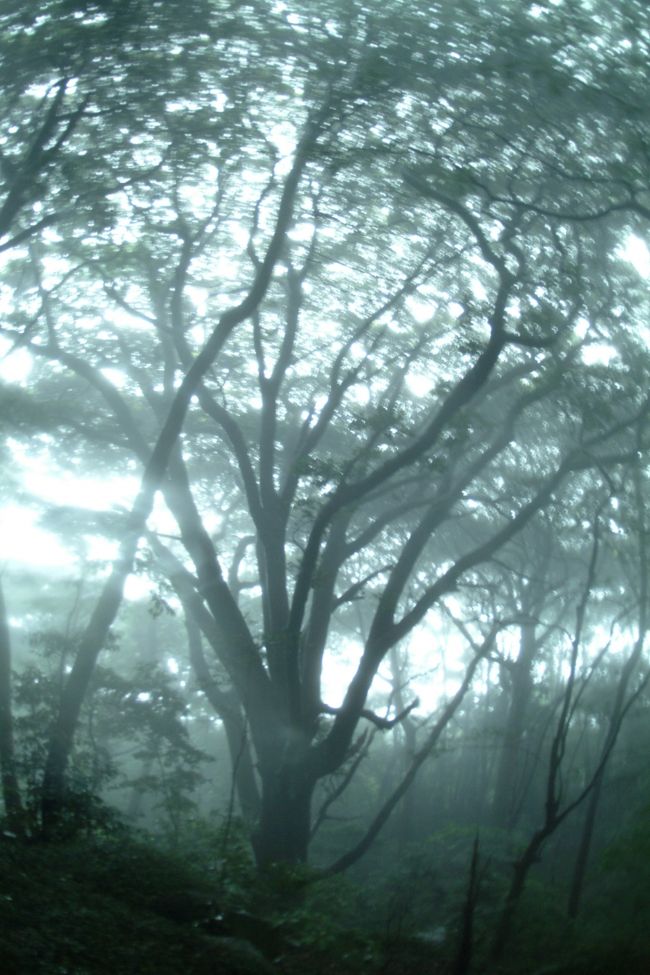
[0, 832, 224, 975]
[571, 806, 650, 973]
[0, 825, 375, 975]
[8, 626, 209, 837]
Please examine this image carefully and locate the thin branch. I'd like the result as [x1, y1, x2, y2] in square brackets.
[322, 629, 497, 875]
[319, 697, 419, 730]
[310, 730, 375, 839]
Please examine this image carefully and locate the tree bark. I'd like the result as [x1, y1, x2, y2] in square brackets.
[491, 619, 537, 830]
[253, 763, 315, 868]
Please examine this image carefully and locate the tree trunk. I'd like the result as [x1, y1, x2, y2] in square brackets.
[221, 706, 262, 825]
[388, 646, 418, 846]
[491, 619, 536, 830]
[452, 835, 481, 975]
[567, 764, 604, 919]
[568, 474, 649, 917]
[0, 579, 25, 835]
[126, 755, 154, 823]
[41, 559, 133, 837]
[490, 835, 545, 962]
[182, 611, 261, 823]
[253, 764, 315, 868]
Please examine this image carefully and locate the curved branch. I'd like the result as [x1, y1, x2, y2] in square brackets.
[319, 697, 419, 730]
[288, 265, 516, 645]
[322, 635, 494, 875]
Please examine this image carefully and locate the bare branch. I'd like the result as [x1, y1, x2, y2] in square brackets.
[319, 697, 419, 730]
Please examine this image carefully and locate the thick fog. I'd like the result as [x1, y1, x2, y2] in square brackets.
[1, 2, 649, 973]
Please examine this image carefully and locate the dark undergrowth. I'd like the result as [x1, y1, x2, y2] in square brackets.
[1, 821, 649, 975]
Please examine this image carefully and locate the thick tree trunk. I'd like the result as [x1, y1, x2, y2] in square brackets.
[0, 580, 25, 835]
[253, 764, 315, 868]
[491, 620, 537, 830]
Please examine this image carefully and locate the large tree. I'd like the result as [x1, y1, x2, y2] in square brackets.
[1, 0, 649, 866]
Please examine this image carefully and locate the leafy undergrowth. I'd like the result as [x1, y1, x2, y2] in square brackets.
[0, 832, 228, 975]
[2, 822, 650, 975]
[0, 828, 482, 975]
[0, 828, 389, 975]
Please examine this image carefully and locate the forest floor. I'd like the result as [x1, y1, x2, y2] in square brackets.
[0, 830, 647, 975]
[0, 832, 430, 975]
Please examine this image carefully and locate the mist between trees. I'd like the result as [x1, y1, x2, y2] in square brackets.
[1, 1, 650, 972]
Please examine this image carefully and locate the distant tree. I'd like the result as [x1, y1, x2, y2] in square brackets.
[490, 483, 650, 960]
[568, 469, 650, 918]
